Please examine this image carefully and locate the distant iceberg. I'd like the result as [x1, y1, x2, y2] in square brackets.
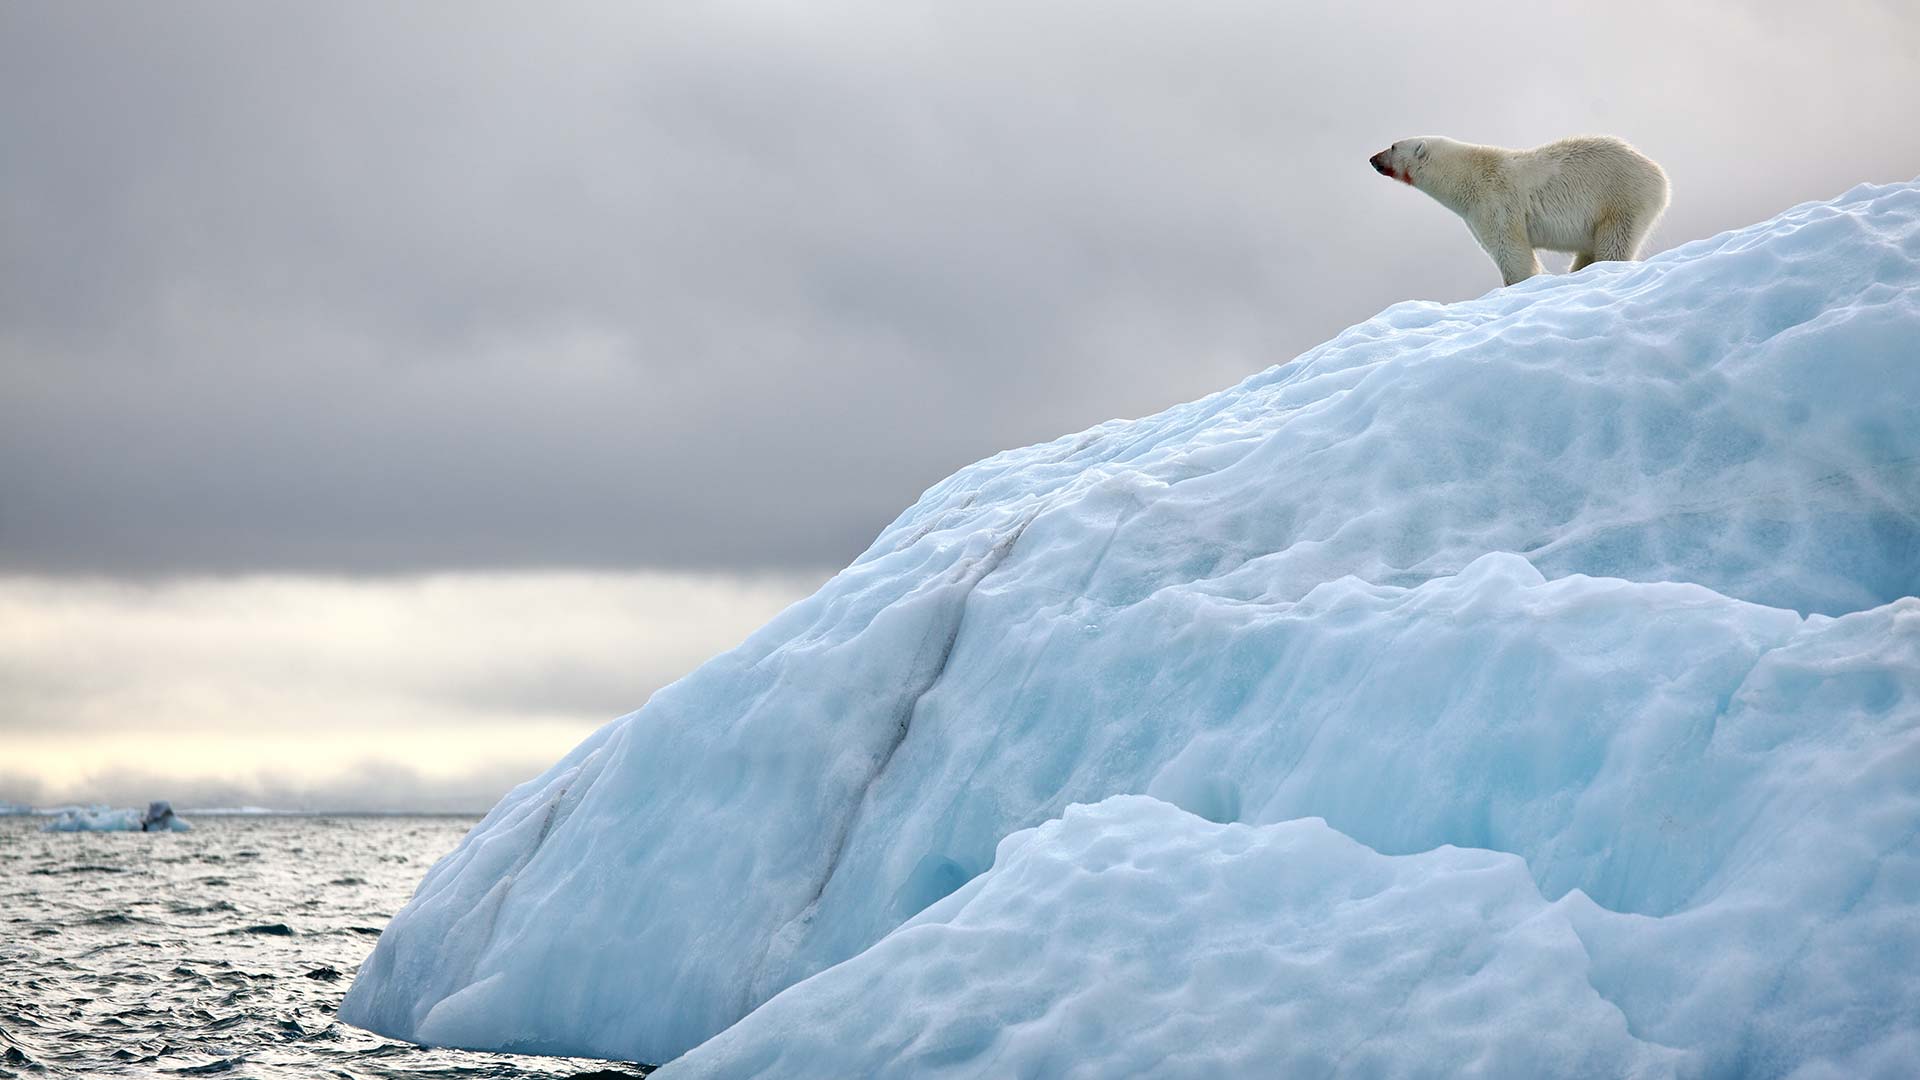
[343, 181, 1920, 1076]
[43, 801, 192, 833]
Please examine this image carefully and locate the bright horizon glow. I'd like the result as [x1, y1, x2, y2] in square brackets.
[0, 570, 827, 810]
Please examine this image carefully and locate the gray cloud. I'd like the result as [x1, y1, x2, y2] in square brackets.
[2, 1, 1918, 577]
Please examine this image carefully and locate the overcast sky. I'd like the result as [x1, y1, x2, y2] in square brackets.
[4, 1, 1916, 810]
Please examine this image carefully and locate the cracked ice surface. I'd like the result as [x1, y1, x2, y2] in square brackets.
[342, 181, 1920, 1075]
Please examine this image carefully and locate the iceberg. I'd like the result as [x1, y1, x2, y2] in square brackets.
[342, 181, 1920, 1076]
[140, 800, 186, 831]
[42, 801, 193, 833]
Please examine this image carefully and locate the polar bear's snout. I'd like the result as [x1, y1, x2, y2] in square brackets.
[1369, 149, 1411, 184]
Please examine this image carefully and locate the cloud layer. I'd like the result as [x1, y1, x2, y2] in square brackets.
[5, 1, 1915, 576]
[3, 2, 1916, 807]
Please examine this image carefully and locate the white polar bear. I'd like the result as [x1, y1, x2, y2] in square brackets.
[1369, 135, 1670, 286]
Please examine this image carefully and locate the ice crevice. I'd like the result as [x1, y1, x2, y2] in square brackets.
[749, 506, 1041, 1002]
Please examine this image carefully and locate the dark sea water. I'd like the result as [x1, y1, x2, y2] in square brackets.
[0, 815, 652, 1079]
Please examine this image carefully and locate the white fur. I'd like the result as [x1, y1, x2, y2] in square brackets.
[1372, 135, 1670, 286]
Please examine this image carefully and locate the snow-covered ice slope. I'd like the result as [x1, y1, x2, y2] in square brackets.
[341, 181, 1920, 1075]
[659, 580, 1918, 1079]
[663, 795, 1691, 1079]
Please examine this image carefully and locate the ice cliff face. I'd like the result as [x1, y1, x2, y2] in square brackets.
[341, 181, 1920, 1077]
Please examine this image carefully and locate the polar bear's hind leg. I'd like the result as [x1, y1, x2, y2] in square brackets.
[1592, 213, 1645, 263]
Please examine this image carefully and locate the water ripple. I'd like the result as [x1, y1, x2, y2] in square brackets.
[0, 816, 653, 1078]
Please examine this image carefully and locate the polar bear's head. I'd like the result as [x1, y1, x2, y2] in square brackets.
[1369, 137, 1451, 187]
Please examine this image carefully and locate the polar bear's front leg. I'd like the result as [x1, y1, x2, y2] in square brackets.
[1469, 210, 1543, 286]
[1494, 242, 1545, 286]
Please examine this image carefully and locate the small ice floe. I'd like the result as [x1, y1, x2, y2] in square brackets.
[41, 801, 194, 833]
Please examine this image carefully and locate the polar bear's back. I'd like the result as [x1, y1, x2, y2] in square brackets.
[1517, 136, 1670, 252]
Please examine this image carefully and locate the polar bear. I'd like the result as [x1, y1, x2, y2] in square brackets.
[1369, 135, 1669, 286]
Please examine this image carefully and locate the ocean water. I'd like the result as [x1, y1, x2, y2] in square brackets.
[0, 814, 652, 1079]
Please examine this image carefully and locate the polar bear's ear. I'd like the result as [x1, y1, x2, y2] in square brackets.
[1415, 140, 1428, 159]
